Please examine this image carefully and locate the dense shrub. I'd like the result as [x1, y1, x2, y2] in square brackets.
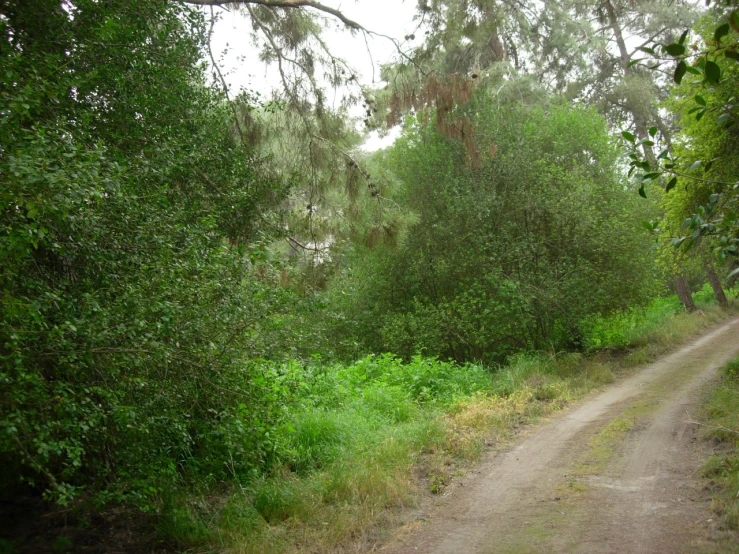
[324, 91, 660, 363]
[0, 0, 295, 505]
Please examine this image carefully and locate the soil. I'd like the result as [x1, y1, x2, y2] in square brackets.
[380, 317, 739, 554]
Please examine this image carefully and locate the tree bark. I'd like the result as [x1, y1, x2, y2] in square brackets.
[675, 275, 696, 312]
[705, 265, 729, 308]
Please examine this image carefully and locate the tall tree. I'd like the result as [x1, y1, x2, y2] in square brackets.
[0, 0, 305, 505]
[329, 83, 660, 362]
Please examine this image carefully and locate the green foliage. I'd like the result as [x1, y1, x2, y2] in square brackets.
[328, 88, 659, 363]
[625, 8, 739, 265]
[0, 0, 299, 506]
[581, 296, 683, 349]
[3, 0, 735, 551]
[581, 283, 732, 349]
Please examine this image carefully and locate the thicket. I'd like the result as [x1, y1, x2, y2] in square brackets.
[0, 0, 311, 508]
[323, 90, 660, 363]
[157, 293, 729, 553]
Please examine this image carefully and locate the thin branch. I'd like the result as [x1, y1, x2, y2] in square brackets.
[287, 234, 325, 252]
[628, 27, 670, 59]
[246, 5, 309, 109]
[207, 6, 247, 143]
[685, 419, 739, 436]
[185, 0, 365, 30]
[187, 0, 427, 76]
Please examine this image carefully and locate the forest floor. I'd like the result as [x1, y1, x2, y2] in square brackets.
[379, 317, 739, 554]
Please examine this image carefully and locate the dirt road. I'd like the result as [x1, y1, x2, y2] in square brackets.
[382, 317, 739, 554]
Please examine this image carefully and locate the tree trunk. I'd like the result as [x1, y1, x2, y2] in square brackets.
[705, 265, 729, 308]
[603, 0, 658, 164]
[675, 275, 696, 312]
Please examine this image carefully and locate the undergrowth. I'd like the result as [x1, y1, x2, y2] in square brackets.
[702, 356, 739, 534]
[582, 284, 732, 367]
[150, 291, 734, 554]
[6, 292, 728, 553]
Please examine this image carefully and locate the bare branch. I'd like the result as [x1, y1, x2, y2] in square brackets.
[186, 0, 426, 76]
[184, 0, 365, 30]
[685, 419, 739, 436]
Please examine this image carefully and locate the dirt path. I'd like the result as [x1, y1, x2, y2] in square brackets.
[381, 317, 739, 554]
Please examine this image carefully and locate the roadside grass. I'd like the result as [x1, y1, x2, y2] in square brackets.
[584, 284, 734, 368]
[702, 356, 739, 534]
[163, 291, 735, 553]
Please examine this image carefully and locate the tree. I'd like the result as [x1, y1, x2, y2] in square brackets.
[329, 82, 659, 362]
[180, 0, 419, 260]
[622, 4, 739, 293]
[0, 0, 305, 505]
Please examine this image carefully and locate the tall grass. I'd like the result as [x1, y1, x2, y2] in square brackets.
[581, 284, 732, 351]
[160, 289, 734, 553]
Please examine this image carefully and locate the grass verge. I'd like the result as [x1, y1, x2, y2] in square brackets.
[163, 296, 734, 554]
[702, 356, 739, 536]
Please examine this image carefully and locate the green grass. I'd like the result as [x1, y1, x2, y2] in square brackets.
[702, 357, 739, 533]
[154, 291, 735, 553]
[581, 284, 733, 352]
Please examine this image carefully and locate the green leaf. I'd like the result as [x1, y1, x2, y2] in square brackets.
[621, 130, 636, 142]
[679, 29, 689, 45]
[665, 176, 677, 192]
[696, 109, 706, 121]
[639, 184, 647, 198]
[642, 172, 661, 181]
[704, 60, 721, 83]
[726, 50, 739, 61]
[694, 95, 706, 106]
[685, 65, 701, 75]
[674, 60, 687, 84]
[714, 23, 730, 42]
[665, 43, 686, 56]
[648, 126, 658, 137]
[688, 160, 703, 171]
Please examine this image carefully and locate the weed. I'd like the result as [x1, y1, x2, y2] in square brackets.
[428, 473, 449, 494]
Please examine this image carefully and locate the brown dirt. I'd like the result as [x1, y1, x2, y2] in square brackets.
[380, 317, 739, 554]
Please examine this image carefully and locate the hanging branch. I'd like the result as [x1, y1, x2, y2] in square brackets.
[183, 0, 425, 75]
[185, 0, 365, 30]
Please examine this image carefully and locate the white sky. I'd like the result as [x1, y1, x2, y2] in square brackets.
[207, 1, 421, 151]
